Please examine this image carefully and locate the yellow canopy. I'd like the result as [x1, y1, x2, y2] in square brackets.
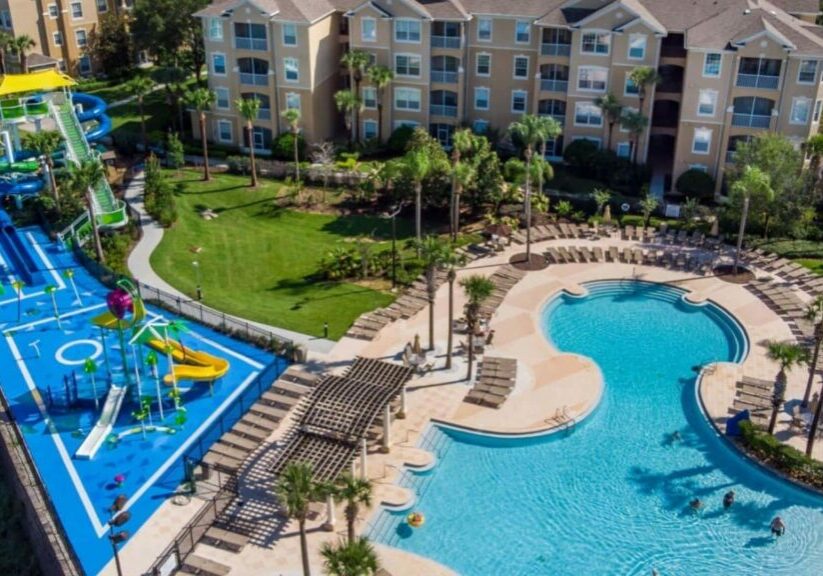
[0, 70, 76, 97]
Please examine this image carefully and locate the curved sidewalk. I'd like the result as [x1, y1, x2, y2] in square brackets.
[123, 170, 335, 354]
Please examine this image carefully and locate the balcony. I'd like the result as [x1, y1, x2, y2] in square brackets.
[736, 74, 779, 90]
[725, 151, 736, 163]
[539, 113, 565, 126]
[731, 113, 770, 128]
[540, 79, 568, 92]
[234, 37, 267, 51]
[258, 108, 271, 120]
[430, 104, 457, 117]
[431, 36, 460, 49]
[431, 70, 458, 84]
[541, 43, 571, 57]
[239, 73, 268, 86]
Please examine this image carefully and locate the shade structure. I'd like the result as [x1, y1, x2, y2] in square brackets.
[0, 70, 76, 96]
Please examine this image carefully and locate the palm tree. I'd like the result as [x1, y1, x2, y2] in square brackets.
[126, 76, 156, 155]
[535, 116, 561, 202]
[335, 90, 360, 149]
[593, 188, 611, 217]
[12, 35, 36, 73]
[416, 236, 449, 351]
[276, 462, 325, 576]
[236, 97, 262, 187]
[184, 88, 216, 181]
[639, 194, 659, 227]
[84, 357, 99, 411]
[444, 248, 464, 370]
[460, 275, 495, 380]
[801, 296, 823, 408]
[367, 65, 393, 143]
[281, 108, 302, 182]
[620, 110, 649, 165]
[450, 128, 475, 241]
[334, 474, 373, 544]
[628, 66, 661, 115]
[402, 148, 433, 254]
[68, 159, 107, 263]
[0, 32, 13, 75]
[22, 130, 63, 210]
[730, 165, 772, 275]
[765, 341, 809, 435]
[340, 50, 372, 142]
[12, 280, 24, 323]
[509, 114, 547, 263]
[320, 537, 380, 576]
[595, 93, 623, 151]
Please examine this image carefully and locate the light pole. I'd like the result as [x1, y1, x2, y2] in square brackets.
[385, 204, 403, 290]
[192, 260, 202, 301]
[108, 494, 130, 576]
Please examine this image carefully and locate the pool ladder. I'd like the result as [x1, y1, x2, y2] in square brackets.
[546, 406, 576, 435]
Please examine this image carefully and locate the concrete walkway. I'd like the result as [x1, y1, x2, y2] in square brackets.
[123, 169, 335, 354]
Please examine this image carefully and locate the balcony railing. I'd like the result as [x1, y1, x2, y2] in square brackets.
[239, 73, 268, 86]
[234, 37, 267, 51]
[731, 113, 770, 128]
[725, 151, 736, 163]
[430, 104, 457, 117]
[540, 79, 568, 92]
[736, 73, 779, 89]
[431, 36, 460, 49]
[431, 70, 458, 84]
[538, 113, 565, 126]
[541, 43, 571, 56]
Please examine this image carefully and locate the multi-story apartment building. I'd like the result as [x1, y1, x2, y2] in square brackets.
[198, 0, 823, 193]
[0, 0, 133, 75]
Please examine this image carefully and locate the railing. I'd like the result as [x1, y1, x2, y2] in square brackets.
[736, 73, 779, 89]
[234, 37, 267, 51]
[540, 79, 568, 92]
[57, 210, 91, 247]
[430, 104, 457, 117]
[0, 99, 49, 121]
[430, 70, 458, 84]
[239, 73, 268, 86]
[431, 36, 460, 49]
[725, 151, 736, 163]
[731, 113, 771, 128]
[541, 43, 571, 56]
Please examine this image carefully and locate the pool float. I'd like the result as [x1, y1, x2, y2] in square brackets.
[407, 512, 425, 528]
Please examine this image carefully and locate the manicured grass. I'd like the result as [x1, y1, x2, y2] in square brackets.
[749, 238, 823, 275]
[151, 170, 412, 339]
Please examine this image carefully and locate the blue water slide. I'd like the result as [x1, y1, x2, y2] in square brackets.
[0, 174, 45, 196]
[71, 93, 112, 142]
[0, 208, 44, 285]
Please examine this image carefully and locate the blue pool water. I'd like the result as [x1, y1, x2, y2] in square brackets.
[0, 228, 286, 575]
[370, 280, 823, 575]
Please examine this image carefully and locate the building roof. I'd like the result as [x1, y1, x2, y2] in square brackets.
[195, 0, 338, 23]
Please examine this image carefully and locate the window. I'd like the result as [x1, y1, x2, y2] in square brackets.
[52, 31, 63, 46]
[395, 87, 421, 111]
[616, 142, 631, 158]
[395, 54, 421, 77]
[363, 120, 378, 140]
[48, 3, 58, 18]
[212, 53, 226, 75]
[286, 92, 300, 110]
[477, 18, 492, 41]
[395, 19, 421, 43]
[476, 53, 490, 77]
[217, 119, 232, 143]
[578, 66, 607, 91]
[697, 89, 717, 116]
[96, 0, 108, 12]
[208, 18, 223, 41]
[515, 20, 530, 44]
[581, 32, 610, 55]
[689, 164, 708, 172]
[361, 17, 376, 42]
[511, 90, 527, 113]
[473, 119, 489, 134]
[284, 58, 299, 82]
[75, 29, 87, 48]
[790, 97, 811, 124]
[574, 101, 602, 126]
[628, 34, 646, 59]
[234, 22, 267, 51]
[692, 127, 712, 154]
[815, 100, 822, 123]
[514, 56, 529, 79]
[71, 2, 83, 18]
[282, 23, 297, 46]
[703, 53, 721, 77]
[362, 87, 377, 109]
[215, 87, 230, 109]
[78, 55, 91, 74]
[474, 87, 489, 110]
[798, 60, 817, 84]
[624, 76, 638, 96]
[251, 128, 269, 150]
[0, 10, 10, 28]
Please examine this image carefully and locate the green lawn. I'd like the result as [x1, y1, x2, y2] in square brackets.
[749, 238, 823, 276]
[151, 170, 411, 339]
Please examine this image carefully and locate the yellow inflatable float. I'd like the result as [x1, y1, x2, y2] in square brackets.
[407, 512, 425, 528]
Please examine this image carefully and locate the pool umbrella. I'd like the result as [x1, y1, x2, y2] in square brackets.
[412, 334, 423, 357]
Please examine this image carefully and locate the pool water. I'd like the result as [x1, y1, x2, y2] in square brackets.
[369, 280, 823, 575]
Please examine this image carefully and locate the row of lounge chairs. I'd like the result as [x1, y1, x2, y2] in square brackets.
[730, 376, 772, 427]
[510, 222, 592, 244]
[544, 245, 717, 275]
[744, 248, 823, 296]
[746, 280, 815, 340]
[478, 265, 528, 318]
[464, 357, 518, 408]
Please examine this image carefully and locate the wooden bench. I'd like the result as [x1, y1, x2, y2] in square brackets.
[231, 422, 269, 442]
[202, 451, 241, 474]
[239, 413, 278, 431]
[249, 402, 288, 422]
[262, 391, 300, 408]
[203, 526, 249, 552]
[211, 442, 249, 461]
[273, 380, 310, 397]
[220, 432, 258, 452]
[180, 554, 231, 575]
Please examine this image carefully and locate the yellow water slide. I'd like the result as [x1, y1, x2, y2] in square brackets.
[91, 279, 146, 330]
[144, 338, 230, 384]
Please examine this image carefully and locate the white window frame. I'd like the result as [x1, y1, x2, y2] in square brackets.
[70, 1, 83, 19]
[284, 57, 299, 82]
[790, 96, 811, 125]
[47, 3, 58, 18]
[474, 86, 489, 110]
[208, 18, 223, 41]
[628, 34, 646, 60]
[394, 87, 421, 111]
[692, 127, 712, 155]
[798, 59, 817, 84]
[285, 92, 301, 111]
[580, 31, 610, 56]
[616, 142, 631, 158]
[394, 18, 421, 44]
[476, 52, 491, 77]
[363, 119, 378, 140]
[74, 29, 87, 48]
[214, 87, 230, 110]
[282, 23, 298, 47]
[574, 101, 603, 127]
[52, 31, 63, 46]
[477, 18, 492, 42]
[211, 52, 226, 76]
[577, 66, 608, 92]
[252, 128, 266, 150]
[473, 119, 489, 134]
[78, 55, 91, 74]
[96, 0, 108, 13]
[814, 99, 823, 123]
[361, 17, 376, 43]
[513, 55, 529, 80]
[703, 53, 721, 78]
[394, 53, 421, 78]
[697, 89, 717, 117]
[515, 20, 530, 44]
[624, 75, 639, 97]
[216, 119, 232, 143]
[362, 86, 377, 109]
[511, 90, 527, 113]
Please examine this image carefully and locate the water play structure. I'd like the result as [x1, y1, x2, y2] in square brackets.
[0, 207, 44, 285]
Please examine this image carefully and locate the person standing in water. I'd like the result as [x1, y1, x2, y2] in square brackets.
[771, 517, 786, 537]
[723, 490, 735, 509]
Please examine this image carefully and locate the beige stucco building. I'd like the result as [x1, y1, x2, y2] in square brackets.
[197, 0, 823, 192]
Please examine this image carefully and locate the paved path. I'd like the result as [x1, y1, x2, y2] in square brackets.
[123, 169, 335, 354]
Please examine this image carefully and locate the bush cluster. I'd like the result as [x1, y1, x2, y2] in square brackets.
[143, 155, 178, 227]
[739, 420, 823, 489]
[562, 139, 650, 194]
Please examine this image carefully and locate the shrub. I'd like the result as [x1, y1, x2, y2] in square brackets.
[563, 139, 599, 174]
[166, 132, 185, 169]
[143, 155, 178, 227]
[739, 420, 823, 488]
[272, 132, 306, 162]
[676, 169, 716, 199]
[226, 155, 252, 175]
[387, 125, 415, 154]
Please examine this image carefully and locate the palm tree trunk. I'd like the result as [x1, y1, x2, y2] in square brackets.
[803, 334, 822, 406]
[0, 51, 5, 75]
[293, 129, 300, 182]
[87, 190, 105, 263]
[768, 371, 785, 435]
[139, 98, 147, 155]
[299, 519, 311, 576]
[807, 383, 823, 456]
[524, 149, 532, 262]
[607, 122, 614, 151]
[415, 182, 422, 255]
[353, 79, 361, 143]
[199, 112, 211, 181]
[346, 504, 356, 543]
[46, 159, 60, 213]
[20, 52, 26, 74]
[428, 273, 435, 351]
[377, 101, 384, 143]
[454, 190, 462, 242]
[446, 275, 454, 369]
[466, 317, 475, 380]
[247, 122, 258, 187]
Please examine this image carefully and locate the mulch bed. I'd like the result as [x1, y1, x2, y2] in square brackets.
[509, 253, 549, 271]
[713, 264, 756, 284]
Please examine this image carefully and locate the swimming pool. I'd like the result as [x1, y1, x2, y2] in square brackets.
[369, 280, 823, 575]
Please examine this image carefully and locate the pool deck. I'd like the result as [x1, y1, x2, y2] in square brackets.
[110, 232, 822, 576]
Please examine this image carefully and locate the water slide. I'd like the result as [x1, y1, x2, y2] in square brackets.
[72, 93, 112, 143]
[144, 338, 230, 384]
[74, 384, 128, 460]
[91, 292, 146, 330]
[0, 174, 45, 197]
[0, 208, 44, 285]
